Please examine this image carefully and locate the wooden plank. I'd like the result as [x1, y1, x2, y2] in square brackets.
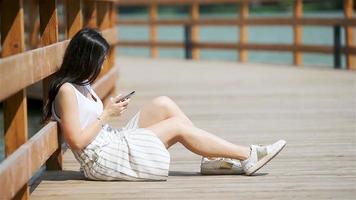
[0, 28, 117, 102]
[0, 0, 28, 198]
[39, 0, 59, 47]
[293, 0, 303, 66]
[0, 41, 68, 102]
[0, 122, 58, 200]
[97, 1, 111, 75]
[116, 40, 355, 55]
[149, 2, 159, 58]
[190, 1, 200, 59]
[239, 0, 248, 62]
[344, 0, 355, 70]
[97, 1, 110, 30]
[116, 17, 356, 26]
[83, 0, 97, 28]
[107, 2, 117, 70]
[39, 0, 62, 171]
[26, 0, 40, 49]
[65, 0, 83, 38]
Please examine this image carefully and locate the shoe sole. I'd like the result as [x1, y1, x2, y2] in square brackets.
[245, 140, 286, 176]
[200, 168, 244, 175]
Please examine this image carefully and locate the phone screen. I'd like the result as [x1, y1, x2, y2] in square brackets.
[118, 91, 135, 102]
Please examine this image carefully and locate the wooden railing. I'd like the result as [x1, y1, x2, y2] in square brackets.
[0, 0, 118, 199]
[115, 0, 356, 70]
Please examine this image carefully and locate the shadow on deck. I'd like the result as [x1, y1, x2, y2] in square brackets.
[30, 57, 356, 199]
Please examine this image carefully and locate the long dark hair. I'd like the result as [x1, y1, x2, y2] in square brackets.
[42, 27, 110, 124]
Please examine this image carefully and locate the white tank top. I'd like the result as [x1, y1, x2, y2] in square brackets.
[51, 82, 104, 130]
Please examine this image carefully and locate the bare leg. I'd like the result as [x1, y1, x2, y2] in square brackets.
[136, 96, 250, 160]
[137, 96, 194, 128]
[144, 117, 250, 161]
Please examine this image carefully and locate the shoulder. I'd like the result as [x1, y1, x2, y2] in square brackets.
[59, 82, 75, 94]
[56, 83, 77, 105]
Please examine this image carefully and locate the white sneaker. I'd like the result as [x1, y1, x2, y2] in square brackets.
[200, 157, 244, 175]
[242, 140, 286, 176]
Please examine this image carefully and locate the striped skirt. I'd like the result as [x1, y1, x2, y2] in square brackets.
[72, 111, 171, 181]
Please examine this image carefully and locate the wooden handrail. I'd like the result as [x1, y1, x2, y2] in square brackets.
[116, 40, 356, 54]
[115, 0, 281, 6]
[0, 122, 58, 199]
[116, 18, 356, 27]
[0, 27, 117, 102]
[115, 0, 356, 69]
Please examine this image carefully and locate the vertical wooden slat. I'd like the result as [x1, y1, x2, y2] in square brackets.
[239, 0, 248, 62]
[190, 1, 200, 60]
[26, 0, 39, 50]
[65, 0, 83, 38]
[149, 2, 158, 57]
[97, 1, 110, 75]
[344, 0, 355, 70]
[293, 0, 303, 66]
[84, 0, 97, 28]
[108, 1, 116, 69]
[39, 0, 62, 170]
[1, 0, 29, 199]
[107, 1, 117, 98]
[97, 1, 110, 30]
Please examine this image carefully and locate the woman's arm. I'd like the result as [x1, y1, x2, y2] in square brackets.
[56, 83, 129, 150]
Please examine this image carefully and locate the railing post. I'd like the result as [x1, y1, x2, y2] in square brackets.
[344, 0, 355, 70]
[108, 1, 117, 70]
[39, 0, 62, 170]
[83, 0, 97, 28]
[149, 2, 158, 58]
[239, 0, 248, 62]
[190, 1, 199, 60]
[333, 25, 342, 69]
[293, 0, 303, 66]
[184, 25, 192, 59]
[26, 0, 40, 49]
[97, 0, 110, 75]
[65, 0, 83, 39]
[1, 0, 29, 199]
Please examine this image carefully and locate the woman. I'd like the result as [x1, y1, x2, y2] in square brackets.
[42, 28, 286, 181]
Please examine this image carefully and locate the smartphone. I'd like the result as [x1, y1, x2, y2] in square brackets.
[116, 91, 135, 103]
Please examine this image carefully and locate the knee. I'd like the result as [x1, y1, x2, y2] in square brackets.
[151, 96, 175, 111]
[166, 116, 187, 134]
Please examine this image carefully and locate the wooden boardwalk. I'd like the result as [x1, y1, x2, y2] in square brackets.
[30, 57, 356, 199]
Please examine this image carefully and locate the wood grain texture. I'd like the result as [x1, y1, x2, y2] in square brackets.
[293, 0, 303, 66]
[190, 2, 200, 60]
[0, 122, 58, 200]
[1, 1, 28, 198]
[83, 0, 97, 28]
[39, 0, 62, 171]
[149, 2, 159, 58]
[31, 57, 356, 199]
[344, 0, 355, 70]
[115, 40, 356, 55]
[65, 0, 83, 38]
[0, 27, 117, 102]
[239, 0, 248, 62]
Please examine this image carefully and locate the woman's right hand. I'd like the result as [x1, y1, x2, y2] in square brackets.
[100, 94, 131, 122]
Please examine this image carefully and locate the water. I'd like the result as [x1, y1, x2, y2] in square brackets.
[0, 11, 355, 162]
